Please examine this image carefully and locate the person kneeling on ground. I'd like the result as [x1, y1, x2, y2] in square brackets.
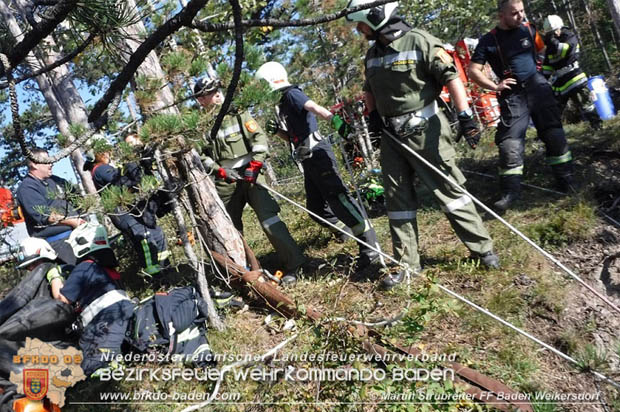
[52, 222, 134, 376]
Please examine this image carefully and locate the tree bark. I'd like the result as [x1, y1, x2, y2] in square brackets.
[178, 150, 246, 265]
[581, 0, 613, 71]
[0, 0, 97, 195]
[607, 0, 620, 42]
[119, 0, 248, 329]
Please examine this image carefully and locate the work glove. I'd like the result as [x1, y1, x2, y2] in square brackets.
[243, 160, 263, 183]
[330, 114, 351, 138]
[457, 109, 481, 149]
[265, 118, 279, 135]
[216, 167, 241, 184]
[368, 110, 384, 135]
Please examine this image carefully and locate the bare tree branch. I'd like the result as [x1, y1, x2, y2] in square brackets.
[88, 0, 209, 124]
[0, 0, 77, 77]
[192, 0, 395, 32]
[0, 33, 95, 89]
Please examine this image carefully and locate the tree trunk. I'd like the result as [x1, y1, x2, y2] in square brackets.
[155, 150, 224, 330]
[119, 0, 248, 329]
[581, 0, 613, 71]
[607, 0, 620, 42]
[178, 150, 246, 265]
[119, 0, 246, 265]
[1, 0, 97, 195]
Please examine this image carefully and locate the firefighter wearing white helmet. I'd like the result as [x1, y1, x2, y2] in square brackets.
[347, 0, 499, 289]
[56, 221, 133, 376]
[0, 237, 67, 328]
[345, 0, 398, 32]
[543, 15, 563, 33]
[255, 61, 291, 92]
[541, 15, 601, 129]
[256, 61, 381, 285]
[16, 237, 58, 269]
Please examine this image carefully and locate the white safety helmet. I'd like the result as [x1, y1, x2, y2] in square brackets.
[345, 0, 399, 31]
[17, 237, 57, 269]
[543, 15, 564, 33]
[255, 61, 291, 92]
[68, 222, 111, 259]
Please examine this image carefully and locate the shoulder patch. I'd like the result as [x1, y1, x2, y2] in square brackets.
[436, 48, 453, 65]
[244, 120, 259, 133]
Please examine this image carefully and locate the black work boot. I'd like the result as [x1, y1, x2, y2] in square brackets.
[475, 251, 500, 269]
[555, 175, 577, 194]
[493, 175, 521, 212]
[381, 267, 422, 290]
[551, 162, 576, 194]
[355, 250, 380, 271]
[353, 250, 383, 281]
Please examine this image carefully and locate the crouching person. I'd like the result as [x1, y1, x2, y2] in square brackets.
[52, 222, 134, 376]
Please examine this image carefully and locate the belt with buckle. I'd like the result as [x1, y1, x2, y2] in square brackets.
[382, 101, 439, 138]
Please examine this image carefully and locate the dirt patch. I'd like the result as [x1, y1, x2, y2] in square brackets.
[548, 221, 620, 411]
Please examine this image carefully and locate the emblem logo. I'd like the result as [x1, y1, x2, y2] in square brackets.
[24, 369, 48, 401]
[245, 120, 259, 133]
[521, 38, 531, 48]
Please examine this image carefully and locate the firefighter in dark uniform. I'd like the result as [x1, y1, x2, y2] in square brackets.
[255, 61, 381, 279]
[194, 76, 306, 285]
[89, 149, 169, 276]
[346, 1, 499, 288]
[16, 148, 83, 265]
[53, 223, 134, 376]
[542, 15, 601, 129]
[469, 0, 575, 212]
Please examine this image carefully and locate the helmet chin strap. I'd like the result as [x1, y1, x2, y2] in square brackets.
[376, 16, 412, 43]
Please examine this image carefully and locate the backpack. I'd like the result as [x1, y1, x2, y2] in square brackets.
[127, 287, 213, 366]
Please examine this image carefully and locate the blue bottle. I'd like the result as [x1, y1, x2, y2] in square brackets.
[587, 76, 616, 120]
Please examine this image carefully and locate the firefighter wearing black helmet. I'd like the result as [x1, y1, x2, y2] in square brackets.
[194, 76, 306, 285]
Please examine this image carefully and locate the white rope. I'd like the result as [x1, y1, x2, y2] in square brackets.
[462, 169, 620, 231]
[335, 135, 386, 267]
[257, 182, 400, 268]
[179, 333, 299, 412]
[257, 179, 620, 389]
[438, 284, 620, 389]
[382, 130, 620, 315]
